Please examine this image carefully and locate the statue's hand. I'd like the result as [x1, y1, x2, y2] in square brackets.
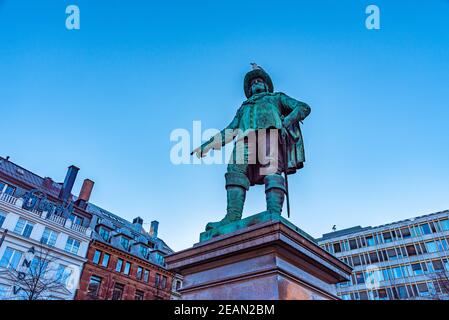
[281, 116, 289, 139]
[192, 143, 211, 158]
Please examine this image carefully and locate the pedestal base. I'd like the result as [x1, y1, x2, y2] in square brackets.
[166, 213, 352, 300]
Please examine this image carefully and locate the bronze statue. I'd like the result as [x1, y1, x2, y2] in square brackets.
[192, 64, 311, 231]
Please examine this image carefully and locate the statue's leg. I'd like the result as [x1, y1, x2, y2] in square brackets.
[264, 174, 286, 215]
[205, 165, 250, 231]
[224, 171, 250, 221]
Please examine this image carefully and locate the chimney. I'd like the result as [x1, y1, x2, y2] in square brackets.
[76, 179, 94, 210]
[149, 220, 159, 238]
[59, 165, 79, 202]
[133, 217, 143, 226]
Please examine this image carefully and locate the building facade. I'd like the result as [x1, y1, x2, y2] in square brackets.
[0, 157, 93, 300]
[0, 156, 182, 300]
[317, 210, 449, 300]
[75, 204, 180, 300]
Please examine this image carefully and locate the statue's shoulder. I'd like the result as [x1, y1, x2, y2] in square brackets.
[274, 92, 289, 98]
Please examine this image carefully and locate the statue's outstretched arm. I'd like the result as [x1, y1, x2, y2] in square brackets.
[280, 93, 311, 128]
[208, 109, 241, 150]
[191, 108, 241, 157]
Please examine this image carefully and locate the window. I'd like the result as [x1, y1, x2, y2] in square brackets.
[155, 253, 165, 266]
[30, 257, 48, 275]
[391, 267, 403, 279]
[412, 263, 423, 276]
[377, 289, 388, 300]
[341, 293, 351, 300]
[432, 260, 444, 272]
[382, 269, 392, 281]
[0, 181, 15, 195]
[382, 232, 392, 243]
[349, 239, 358, 250]
[386, 249, 397, 260]
[112, 283, 124, 300]
[420, 223, 432, 235]
[93, 250, 102, 264]
[14, 218, 34, 238]
[366, 236, 375, 246]
[139, 245, 149, 258]
[40, 228, 58, 247]
[0, 247, 23, 270]
[417, 283, 429, 297]
[124, 262, 131, 275]
[55, 265, 72, 286]
[69, 214, 83, 226]
[155, 273, 161, 287]
[355, 272, 365, 284]
[135, 290, 144, 300]
[115, 259, 123, 272]
[143, 269, 150, 283]
[352, 255, 361, 266]
[120, 237, 130, 251]
[65, 238, 80, 254]
[396, 285, 408, 299]
[440, 219, 449, 231]
[136, 267, 143, 280]
[101, 253, 110, 268]
[410, 225, 421, 237]
[369, 252, 379, 263]
[161, 276, 167, 289]
[99, 227, 110, 242]
[436, 239, 448, 251]
[0, 211, 6, 228]
[406, 245, 417, 256]
[359, 291, 368, 300]
[333, 242, 341, 253]
[175, 280, 182, 291]
[400, 227, 411, 239]
[88, 276, 102, 297]
[425, 241, 438, 253]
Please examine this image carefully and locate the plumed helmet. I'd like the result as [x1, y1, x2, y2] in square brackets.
[243, 63, 274, 98]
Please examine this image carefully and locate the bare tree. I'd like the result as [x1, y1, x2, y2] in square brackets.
[427, 269, 449, 300]
[0, 243, 71, 300]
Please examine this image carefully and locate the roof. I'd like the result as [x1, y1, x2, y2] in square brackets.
[317, 226, 369, 242]
[0, 156, 62, 198]
[87, 203, 174, 255]
[317, 209, 449, 243]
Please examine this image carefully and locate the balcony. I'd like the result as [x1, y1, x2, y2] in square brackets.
[0, 192, 18, 206]
[0, 192, 92, 237]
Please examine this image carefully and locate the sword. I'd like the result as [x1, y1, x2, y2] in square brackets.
[281, 127, 291, 218]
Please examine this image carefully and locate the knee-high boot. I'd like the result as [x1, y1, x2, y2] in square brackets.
[206, 172, 250, 231]
[264, 174, 286, 215]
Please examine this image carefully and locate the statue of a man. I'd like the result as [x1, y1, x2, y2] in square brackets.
[193, 64, 311, 231]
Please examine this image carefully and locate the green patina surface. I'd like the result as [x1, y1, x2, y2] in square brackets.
[199, 211, 316, 244]
[192, 65, 312, 236]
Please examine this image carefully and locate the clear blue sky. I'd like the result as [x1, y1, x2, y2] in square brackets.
[1, 0, 449, 251]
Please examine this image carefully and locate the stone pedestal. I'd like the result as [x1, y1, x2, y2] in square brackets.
[166, 213, 352, 300]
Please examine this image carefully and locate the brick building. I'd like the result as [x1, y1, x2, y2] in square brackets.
[75, 205, 179, 300]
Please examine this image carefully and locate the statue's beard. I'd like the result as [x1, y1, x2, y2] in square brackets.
[251, 84, 267, 95]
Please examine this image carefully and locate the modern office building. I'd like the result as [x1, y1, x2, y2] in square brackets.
[0, 157, 93, 300]
[75, 205, 180, 300]
[317, 210, 449, 300]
